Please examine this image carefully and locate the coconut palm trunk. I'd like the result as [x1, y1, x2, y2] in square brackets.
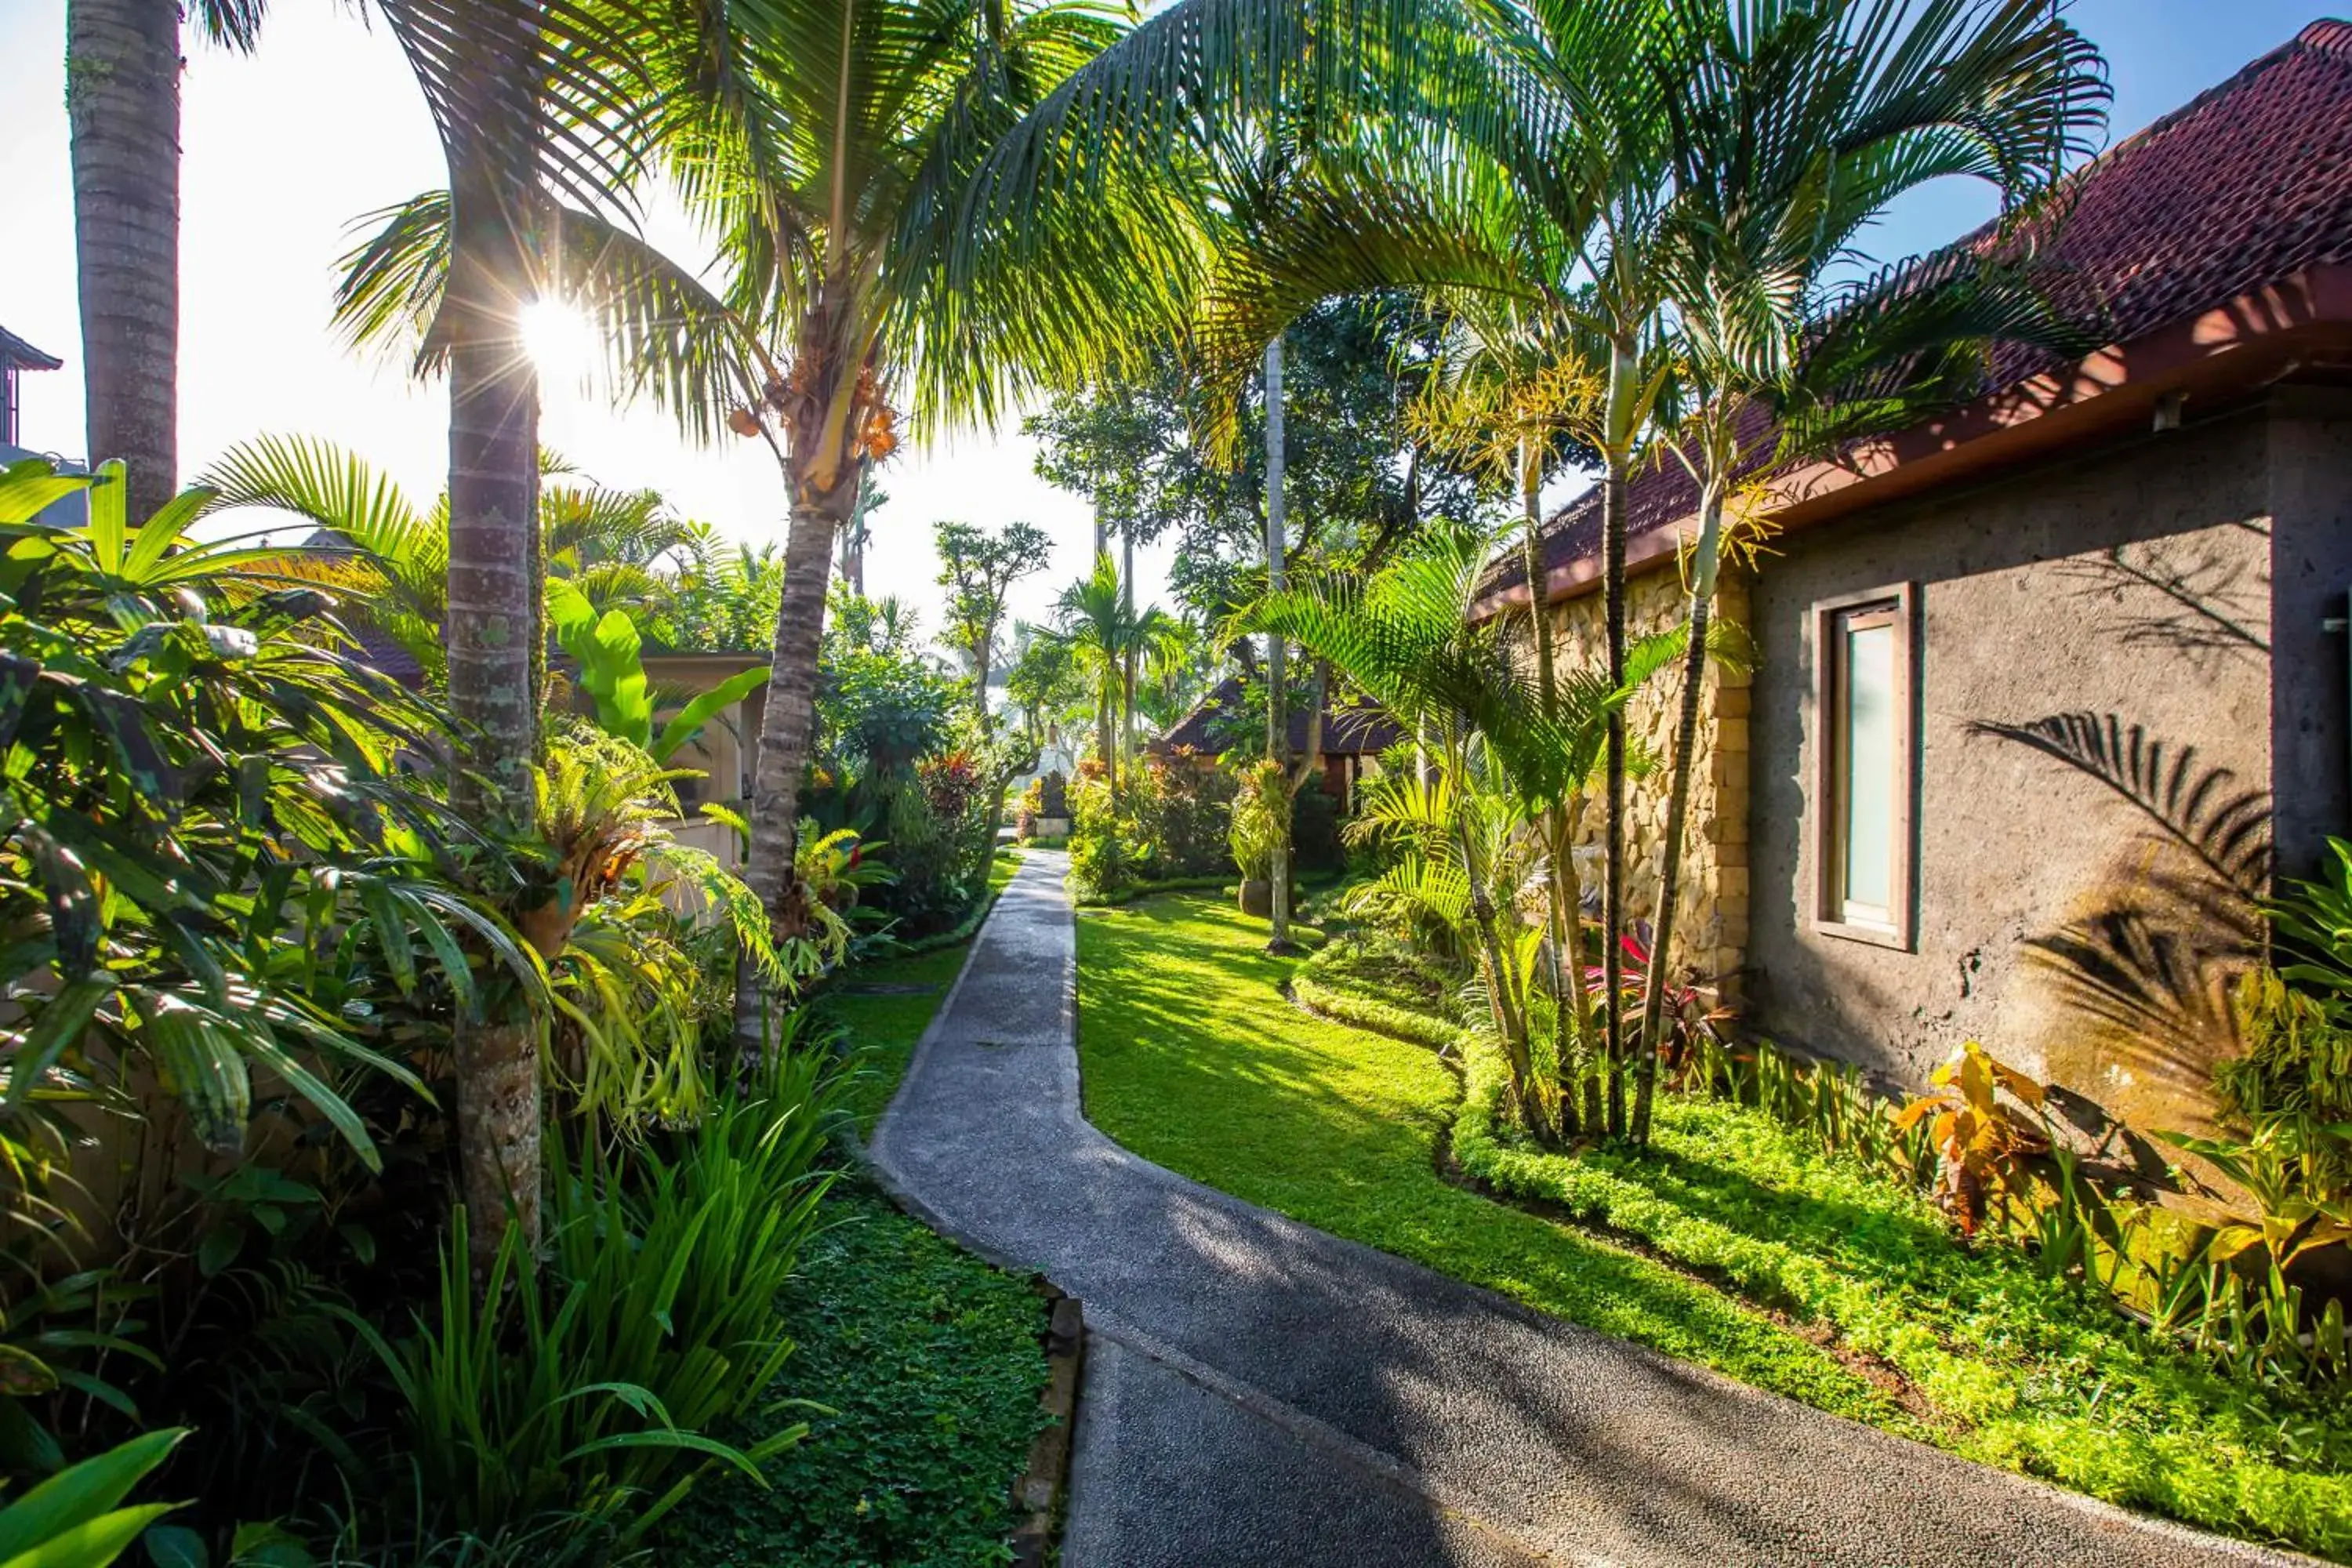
[732, 451, 858, 1065]
[66, 0, 180, 522]
[434, 44, 548, 1286]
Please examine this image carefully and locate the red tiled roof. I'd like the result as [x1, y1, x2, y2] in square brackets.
[1493, 16, 2352, 603]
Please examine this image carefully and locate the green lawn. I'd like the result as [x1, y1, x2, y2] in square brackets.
[822, 847, 1021, 1134]
[1073, 893, 1889, 1421]
[1076, 891, 2352, 1562]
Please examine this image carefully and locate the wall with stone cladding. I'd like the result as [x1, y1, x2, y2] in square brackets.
[1541, 564, 1752, 998]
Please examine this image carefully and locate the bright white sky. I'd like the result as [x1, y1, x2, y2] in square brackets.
[0, 0, 2325, 644]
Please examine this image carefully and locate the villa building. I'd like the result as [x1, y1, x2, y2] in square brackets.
[1479, 19, 2352, 1141]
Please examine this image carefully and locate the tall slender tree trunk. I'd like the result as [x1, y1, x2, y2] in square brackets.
[66, 0, 179, 523]
[1263, 336, 1293, 952]
[840, 456, 869, 595]
[437, 98, 546, 1285]
[1520, 438, 1571, 1140]
[1121, 527, 1137, 764]
[1632, 479, 1726, 1145]
[733, 480, 856, 1064]
[1600, 336, 1635, 1138]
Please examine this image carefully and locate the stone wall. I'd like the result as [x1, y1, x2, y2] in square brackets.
[1541, 564, 1753, 998]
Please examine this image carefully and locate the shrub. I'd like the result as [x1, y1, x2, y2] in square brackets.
[1066, 774, 1125, 899]
[1135, 753, 1236, 877]
[1227, 759, 1286, 883]
[343, 1049, 842, 1550]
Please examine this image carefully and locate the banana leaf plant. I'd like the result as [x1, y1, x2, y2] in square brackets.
[546, 582, 769, 766]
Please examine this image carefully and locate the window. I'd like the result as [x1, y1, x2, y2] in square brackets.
[1813, 585, 1916, 949]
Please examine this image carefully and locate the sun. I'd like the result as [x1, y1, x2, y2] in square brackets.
[520, 297, 597, 385]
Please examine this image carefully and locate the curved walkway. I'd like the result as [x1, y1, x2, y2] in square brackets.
[869, 850, 2307, 1568]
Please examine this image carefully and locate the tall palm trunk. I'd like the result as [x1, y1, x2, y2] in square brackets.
[438, 87, 546, 1287]
[1096, 677, 1116, 791]
[733, 470, 857, 1064]
[1599, 336, 1636, 1138]
[1263, 336, 1293, 951]
[1120, 528, 1137, 763]
[1518, 445, 1584, 1140]
[1632, 477, 1726, 1145]
[66, 0, 180, 522]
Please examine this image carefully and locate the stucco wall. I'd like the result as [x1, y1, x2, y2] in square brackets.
[1543, 567, 1754, 995]
[2265, 388, 2352, 877]
[1744, 401, 2292, 1141]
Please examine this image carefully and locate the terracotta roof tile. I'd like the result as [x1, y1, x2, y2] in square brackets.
[1494, 17, 2352, 599]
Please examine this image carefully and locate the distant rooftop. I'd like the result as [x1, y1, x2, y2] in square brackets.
[0, 326, 62, 374]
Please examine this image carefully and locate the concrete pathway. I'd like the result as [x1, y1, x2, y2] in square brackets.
[869, 851, 2308, 1568]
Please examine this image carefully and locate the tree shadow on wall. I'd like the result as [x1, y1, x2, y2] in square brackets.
[2055, 526, 2270, 673]
[1968, 711, 2268, 1156]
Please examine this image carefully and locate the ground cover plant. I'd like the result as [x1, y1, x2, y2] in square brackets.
[666, 880, 1054, 1566]
[1078, 890, 2352, 1561]
[661, 1178, 1051, 1568]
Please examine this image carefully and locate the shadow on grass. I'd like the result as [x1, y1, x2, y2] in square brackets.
[1075, 895, 1889, 1421]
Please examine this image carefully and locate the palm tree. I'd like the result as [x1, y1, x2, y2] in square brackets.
[358, 0, 655, 1277]
[65, 0, 267, 524]
[1166, 0, 2103, 1138]
[1050, 553, 1142, 793]
[1239, 524, 1571, 1136]
[1169, 0, 1680, 1127]
[1618, 0, 2107, 1144]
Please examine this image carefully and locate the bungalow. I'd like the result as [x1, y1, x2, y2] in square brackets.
[1154, 673, 1405, 811]
[1481, 18, 2352, 1142]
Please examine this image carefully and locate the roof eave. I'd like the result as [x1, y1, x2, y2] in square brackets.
[1479, 263, 2352, 619]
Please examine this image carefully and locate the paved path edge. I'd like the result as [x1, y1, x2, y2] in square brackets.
[864, 861, 2324, 1568]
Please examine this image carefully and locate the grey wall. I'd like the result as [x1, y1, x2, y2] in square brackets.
[1742, 397, 2324, 1142]
[2265, 387, 2352, 878]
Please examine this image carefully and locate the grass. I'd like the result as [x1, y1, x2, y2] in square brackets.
[1074, 894, 1888, 1419]
[1077, 891, 2352, 1562]
[660, 1178, 1051, 1568]
[822, 848, 1021, 1134]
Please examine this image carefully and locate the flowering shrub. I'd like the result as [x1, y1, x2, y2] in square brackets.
[1134, 752, 1237, 877]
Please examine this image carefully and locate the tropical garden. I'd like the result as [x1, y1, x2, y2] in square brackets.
[10, 0, 2352, 1563]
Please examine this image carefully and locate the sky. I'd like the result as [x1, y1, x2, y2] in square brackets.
[0, 0, 2331, 644]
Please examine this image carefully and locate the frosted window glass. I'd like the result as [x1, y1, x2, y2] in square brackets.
[1842, 619, 1896, 919]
